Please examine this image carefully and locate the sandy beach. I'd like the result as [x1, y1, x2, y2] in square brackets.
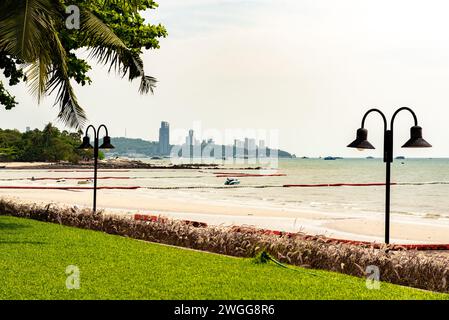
[1, 162, 50, 168]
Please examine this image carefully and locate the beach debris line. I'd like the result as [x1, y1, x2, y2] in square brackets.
[47, 170, 131, 173]
[283, 181, 449, 187]
[29, 176, 131, 181]
[0, 175, 204, 181]
[2, 182, 448, 191]
[4, 159, 221, 170]
[216, 173, 287, 177]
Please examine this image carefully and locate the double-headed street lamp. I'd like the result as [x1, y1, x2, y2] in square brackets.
[347, 107, 431, 244]
[78, 125, 115, 213]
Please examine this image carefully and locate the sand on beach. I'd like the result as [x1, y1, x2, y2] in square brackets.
[2, 162, 51, 168]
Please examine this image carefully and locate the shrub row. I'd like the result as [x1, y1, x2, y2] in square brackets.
[1, 198, 448, 293]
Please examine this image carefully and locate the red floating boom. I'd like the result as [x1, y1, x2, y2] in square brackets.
[29, 177, 131, 181]
[47, 170, 131, 172]
[0, 186, 140, 190]
[283, 182, 397, 187]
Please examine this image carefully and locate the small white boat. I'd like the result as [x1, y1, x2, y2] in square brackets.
[224, 178, 240, 186]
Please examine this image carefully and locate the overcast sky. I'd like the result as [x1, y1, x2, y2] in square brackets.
[3, 0, 449, 157]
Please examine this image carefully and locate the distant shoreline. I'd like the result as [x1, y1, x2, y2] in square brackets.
[0, 159, 266, 170]
[2, 157, 447, 170]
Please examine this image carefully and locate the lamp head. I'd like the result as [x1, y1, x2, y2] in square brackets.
[78, 136, 93, 150]
[402, 126, 432, 148]
[347, 128, 375, 150]
[99, 136, 115, 150]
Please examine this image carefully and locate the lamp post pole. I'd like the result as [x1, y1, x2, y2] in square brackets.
[385, 157, 391, 244]
[348, 107, 431, 244]
[93, 129, 99, 213]
[79, 124, 114, 213]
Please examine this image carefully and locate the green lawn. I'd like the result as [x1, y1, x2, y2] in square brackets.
[0, 215, 446, 300]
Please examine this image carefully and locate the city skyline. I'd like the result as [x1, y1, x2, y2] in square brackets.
[157, 121, 280, 157]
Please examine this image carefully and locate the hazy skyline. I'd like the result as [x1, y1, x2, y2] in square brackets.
[3, 0, 449, 157]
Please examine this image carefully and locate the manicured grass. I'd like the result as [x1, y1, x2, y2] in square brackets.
[0, 215, 446, 300]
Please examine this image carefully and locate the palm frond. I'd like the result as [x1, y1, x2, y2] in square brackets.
[52, 78, 87, 129]
[44, 20, 86, 129]
[89, 45, 156, 93]
[0, 0, 57, 61]
[82, 8, 157, 94]
[80, 10, 126, 49]
[46, 61, 87, 129]
[140, 75, 157, 95]
[25, 52, 52, 102]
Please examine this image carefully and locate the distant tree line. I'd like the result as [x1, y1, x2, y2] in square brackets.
[0, 123, 98, 162]
[108, 137, 160, 157]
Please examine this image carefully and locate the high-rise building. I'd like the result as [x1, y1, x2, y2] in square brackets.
[184, 129, 195, 158]
[248, 138, 256, 157]
[158, 121, 170, 155]
[258, 139, 267, 158]
[234, 139, 243, 158]
[186, 129, 194, 146]
[244, 138, 256, 157]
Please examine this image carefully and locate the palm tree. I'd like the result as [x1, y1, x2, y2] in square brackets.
[0, 0, 156, 129]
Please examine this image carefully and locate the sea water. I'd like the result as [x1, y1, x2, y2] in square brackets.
[132, 158, 449, 219]
[2, 158, 449, 219]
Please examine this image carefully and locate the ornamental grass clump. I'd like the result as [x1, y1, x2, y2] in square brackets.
[1, 198, 448, 293]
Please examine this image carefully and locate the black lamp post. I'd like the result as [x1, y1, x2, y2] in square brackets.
[347, 107, 431, 244]
[78, 125, 115, 213]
